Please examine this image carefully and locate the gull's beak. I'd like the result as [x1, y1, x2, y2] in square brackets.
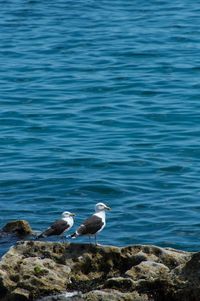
[105, 206, 111, 211]
[70, 213, 76, 217]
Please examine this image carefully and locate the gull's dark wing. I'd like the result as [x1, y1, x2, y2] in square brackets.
[77, 215, 104, 235]
[39, 220, 70, 237]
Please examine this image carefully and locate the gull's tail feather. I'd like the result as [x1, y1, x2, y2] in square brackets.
[69, 232, 78, 239]
[34, 232, 45, 240]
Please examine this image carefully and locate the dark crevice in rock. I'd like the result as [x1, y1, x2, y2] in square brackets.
[68, 275, 106, 293]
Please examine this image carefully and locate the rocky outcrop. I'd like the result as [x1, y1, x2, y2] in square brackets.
[2, 220, 33, 237]
[0, 240, 199, 301]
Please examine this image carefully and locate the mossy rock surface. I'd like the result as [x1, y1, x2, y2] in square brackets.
[0, 237, 199, 301]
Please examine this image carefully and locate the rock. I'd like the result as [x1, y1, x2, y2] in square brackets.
[168, 251, 200, 301]
[125, 261, 170, 281]
[77, 289, 149, 301]
[2, 220, 33, 237]
[0, 240, 195, 301]
[37, 290, 149, 301]
[104, 276, 137, 291]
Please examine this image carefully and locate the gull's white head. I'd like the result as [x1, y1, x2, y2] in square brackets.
[62, 211, 76, 219]
[95, 202, 111, 212]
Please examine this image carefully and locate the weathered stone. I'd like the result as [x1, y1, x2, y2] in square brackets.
[125, 260, 170, 281]
[79, 289, 149, 301]
[38, 290, 149, 301]
[104, 277, 136, 291]
[11, 287, 30, 301]
[2, 220, 33, 236]
[0, 239, 197, 301]
[166, 251, 200, 301]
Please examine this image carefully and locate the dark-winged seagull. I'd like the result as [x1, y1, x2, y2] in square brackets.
[36, 211, 75, 239]
[70, 202, 111, 245]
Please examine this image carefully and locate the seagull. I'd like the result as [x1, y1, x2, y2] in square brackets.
[36, 211, 75, 239]
[70, 202, 111, 245]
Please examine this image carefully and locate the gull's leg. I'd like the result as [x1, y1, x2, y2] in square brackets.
[95, 235, 97, 246]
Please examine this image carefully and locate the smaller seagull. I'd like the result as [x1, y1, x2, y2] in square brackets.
[36, 211, 75, 239]
[70, 202, 111, 245]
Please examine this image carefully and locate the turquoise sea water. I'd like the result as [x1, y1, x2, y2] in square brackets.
[1, 0, 200, 254]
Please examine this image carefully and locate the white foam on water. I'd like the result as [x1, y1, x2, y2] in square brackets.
[63, 291, 79, 297]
